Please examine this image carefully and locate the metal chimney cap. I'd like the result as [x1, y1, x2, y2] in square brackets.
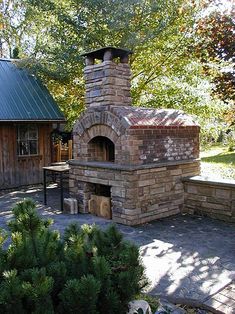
[81, 46, 133, 60]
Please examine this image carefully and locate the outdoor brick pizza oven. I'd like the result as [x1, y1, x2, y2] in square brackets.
[68, 47, 200, 225]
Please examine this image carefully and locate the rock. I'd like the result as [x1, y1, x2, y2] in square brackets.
[127, 300, 152, 314]
[157, 298, 186, 314]
[63, 198, 78, 214]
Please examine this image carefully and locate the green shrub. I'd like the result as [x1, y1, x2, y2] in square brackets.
[0, 199, 147, 313]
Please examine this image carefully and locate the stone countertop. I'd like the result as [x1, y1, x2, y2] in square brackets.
[68, 159, 199, 171]
[183, 175, 235, 188]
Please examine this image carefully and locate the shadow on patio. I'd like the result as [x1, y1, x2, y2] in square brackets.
[0, 185, 235, 305]
[133, 215, 235, 303]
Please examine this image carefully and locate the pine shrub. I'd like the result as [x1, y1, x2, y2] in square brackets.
[0, 199, 147, 313]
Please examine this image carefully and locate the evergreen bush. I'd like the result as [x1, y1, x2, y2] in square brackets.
[0, 199, 147, 313]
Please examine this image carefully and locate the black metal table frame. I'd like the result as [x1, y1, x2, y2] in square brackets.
[43, 166, 69, 211]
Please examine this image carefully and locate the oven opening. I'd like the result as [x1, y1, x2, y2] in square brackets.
[88, 136, 115, 162]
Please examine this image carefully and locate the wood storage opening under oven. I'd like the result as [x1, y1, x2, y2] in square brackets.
[88, 184, 111, 219]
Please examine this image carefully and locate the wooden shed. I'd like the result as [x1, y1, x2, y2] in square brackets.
[0, 59, 65, 189]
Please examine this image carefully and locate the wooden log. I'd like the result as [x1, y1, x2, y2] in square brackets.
[68, 140, 73, 160]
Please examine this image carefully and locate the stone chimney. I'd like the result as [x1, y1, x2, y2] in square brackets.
[81, 47, 132, 108]
[70, 46, 200, 225]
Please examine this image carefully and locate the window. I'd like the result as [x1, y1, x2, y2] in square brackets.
[17, 125, 38, 156]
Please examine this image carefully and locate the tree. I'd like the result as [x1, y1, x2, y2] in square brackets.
[196, 0, 234, 127]
[197, 8, 234, 99]
[0, 0, 27, 58]
[1, 0, 228, 139]
[16, 0, 210, 128]
[0, 199, 147, 313]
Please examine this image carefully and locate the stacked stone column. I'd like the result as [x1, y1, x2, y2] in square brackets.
[84, 61, 131, 108]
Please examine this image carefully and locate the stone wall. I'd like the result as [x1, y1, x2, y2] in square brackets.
[69, 159, 200, 226]
[183, 176, 235, 222]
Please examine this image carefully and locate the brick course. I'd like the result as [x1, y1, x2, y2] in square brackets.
[73, 109, 200, 165]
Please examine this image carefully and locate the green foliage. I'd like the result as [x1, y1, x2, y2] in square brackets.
[59, 275, 101, 314]
[1, 0, 231, 141]
[0, 199, 146, 313]
[0, 269, 25, 314]
[196, 1, 234, 127]
[136, 294, 159, 313]
[1, 0, 211, 128]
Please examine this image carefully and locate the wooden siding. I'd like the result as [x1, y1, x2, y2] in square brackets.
[0, 123, 52, 189]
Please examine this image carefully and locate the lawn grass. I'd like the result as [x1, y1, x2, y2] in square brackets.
[200, 145, 235, 180]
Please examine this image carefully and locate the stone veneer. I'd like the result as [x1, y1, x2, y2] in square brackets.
[69, 160, 200, 225]
[84, 61, 131, 108]
[183, 176, 235, 222]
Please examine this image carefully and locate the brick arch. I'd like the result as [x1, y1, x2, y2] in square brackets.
[73, 110, 127, 137]
[82, 124, 120, 143]
[73, 124, 122, 161]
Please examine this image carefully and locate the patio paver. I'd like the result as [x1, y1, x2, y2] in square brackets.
[204, 281, 235, 313]
[0, 184, 235, 312]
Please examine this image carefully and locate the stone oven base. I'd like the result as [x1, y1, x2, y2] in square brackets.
[69, 159, 200, 226]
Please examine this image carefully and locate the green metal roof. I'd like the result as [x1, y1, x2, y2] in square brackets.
[0, 59, 65, 122]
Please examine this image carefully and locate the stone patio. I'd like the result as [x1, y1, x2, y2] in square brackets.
[0, 184, 235, 312]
